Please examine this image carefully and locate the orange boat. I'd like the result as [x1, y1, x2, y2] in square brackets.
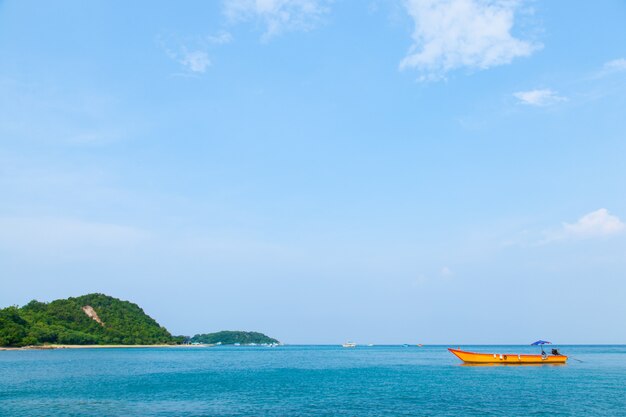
[448, 348, 567, 364]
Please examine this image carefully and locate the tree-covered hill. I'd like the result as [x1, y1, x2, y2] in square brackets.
[0, 293, 177, 347]
[191, 331, 279, 345]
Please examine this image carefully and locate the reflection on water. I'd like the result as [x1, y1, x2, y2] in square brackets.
[460, 362, 566, 367]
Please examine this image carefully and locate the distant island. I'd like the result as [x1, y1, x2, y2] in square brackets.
[191, 331, 279, 345]
[0, 293, 278, 348]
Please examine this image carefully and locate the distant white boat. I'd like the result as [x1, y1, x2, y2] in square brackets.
[342, 342, 357, 348]
[367, 344, 374, 347]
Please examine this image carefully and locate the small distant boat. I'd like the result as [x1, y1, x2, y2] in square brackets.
[448, 341, 567, 364]
[342, 342, 356, 348]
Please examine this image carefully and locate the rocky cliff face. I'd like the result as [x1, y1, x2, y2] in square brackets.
[82, 305, 104, 326]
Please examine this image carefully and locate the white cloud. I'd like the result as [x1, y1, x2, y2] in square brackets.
[207, 31, 234, 45]
[513, 89, 566, 106]
[160, 32, 233, 74]
[440, 266, 453, 277]
[180, 50, 211, 73]
[544, 209, 625, 243]
[604, 58, 626, 71]
[400, 0, 538, 79]
[597, 58, 626, 77]
[163, 45, 211, 74]
[223, 0, 331, 40]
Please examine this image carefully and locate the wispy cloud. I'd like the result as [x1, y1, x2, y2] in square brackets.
[603, 58, 626, 71]
[440, 266, 453, 277]
[160, 31, 233, 74]
[543, 209, 625, 243]
[207, 31, 234, 45]
[179, 50, 211, 73]
[596, 58, 626, 78]
[223, 0, 332, 40]
[513, 89, 566, 106]
[400, 0, 539, 80]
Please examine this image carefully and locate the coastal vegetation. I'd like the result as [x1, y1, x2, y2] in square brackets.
[0, 293, 279, 348]
[0, 294, 175, 347]
[190, 331, 279, 345]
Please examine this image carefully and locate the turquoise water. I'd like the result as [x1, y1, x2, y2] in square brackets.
[1, 345, 625, 416]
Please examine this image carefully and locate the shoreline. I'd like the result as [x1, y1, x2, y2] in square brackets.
[0, 344, 197, 351]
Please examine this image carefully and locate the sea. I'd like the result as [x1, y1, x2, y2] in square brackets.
[1, 345, 625, 416]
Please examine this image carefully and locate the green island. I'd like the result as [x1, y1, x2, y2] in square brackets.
[0, 293, 278, 348]
[191, 331, 279, 345]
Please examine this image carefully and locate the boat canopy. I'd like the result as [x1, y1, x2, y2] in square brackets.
[531, 340, 551, 345]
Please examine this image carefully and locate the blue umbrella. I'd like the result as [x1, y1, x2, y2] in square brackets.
[531, 340, 551, 345]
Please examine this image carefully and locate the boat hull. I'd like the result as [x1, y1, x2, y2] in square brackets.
[448, 348, 567, 364]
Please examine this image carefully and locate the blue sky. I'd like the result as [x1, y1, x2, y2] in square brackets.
[1, 0, 626, 344]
